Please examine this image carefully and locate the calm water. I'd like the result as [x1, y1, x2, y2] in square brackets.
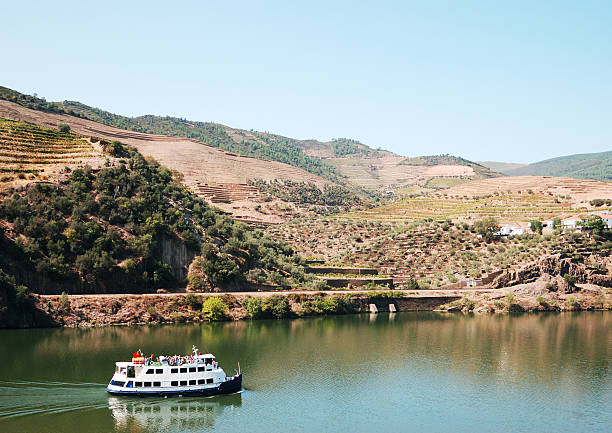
[0, 312, 610, 433]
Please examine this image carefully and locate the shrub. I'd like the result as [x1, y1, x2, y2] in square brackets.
[15, 285, 30, 305]
[504, 292, 515, 304]
[566, 295, 580, 309]
[508, 303, 525, 312]
[334, 295, 355, 314]
[243, 296, 263, 319]
[182, 293, 202, 310]
[171, 312, 186, 323]
[103, 140, 128, 157]
[201, 297, 228, 321]
[563, 273, 578, 286]
[405, 278, 419, 290]
[536, 296, 548, 307]
[460, 297, 476, 311]
[58, 291, 70, 312]
[262, 295, 291, 318]
[309, 296, 339, 314]
[58, 123, 70, 133]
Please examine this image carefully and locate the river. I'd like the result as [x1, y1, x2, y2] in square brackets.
[0, 312, 610, 432]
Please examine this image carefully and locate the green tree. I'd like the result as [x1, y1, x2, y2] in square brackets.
[472, 217, 499, 242]
[578, 216, 607, 235]
[530, 220, 543, 234]
[201, 297, 228, 321]
[262, 295, 291, 318]
[243, 296, 263, 318]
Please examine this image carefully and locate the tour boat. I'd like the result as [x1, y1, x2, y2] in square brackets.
[106, 346, 242, 397]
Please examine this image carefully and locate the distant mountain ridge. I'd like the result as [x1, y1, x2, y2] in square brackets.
[504, 150, 612, 181]
[0, 85, 501, 192]
[478, 161, 528, 174]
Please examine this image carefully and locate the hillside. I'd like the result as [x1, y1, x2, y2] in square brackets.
[504, 151, 612, 181]
[478, 161, 527, 174]
[0, 86, 501, 195]
[0, 99, 363, 224]
[444, 175, 612, 207]
[0, 134, 309, 295]
[268, 215, 612, 289]
[0, 118, 105, 185]
[0, 86, 342, 183]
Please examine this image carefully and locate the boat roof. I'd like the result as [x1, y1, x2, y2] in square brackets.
[116, 354, 216, 366]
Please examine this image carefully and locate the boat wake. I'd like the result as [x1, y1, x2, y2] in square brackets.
[0, 380, 108, 419]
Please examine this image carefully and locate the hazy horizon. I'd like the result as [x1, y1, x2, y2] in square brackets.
[2, 1, 611, 164]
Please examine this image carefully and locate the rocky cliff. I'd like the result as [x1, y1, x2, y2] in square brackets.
[493, 254, 612, 291]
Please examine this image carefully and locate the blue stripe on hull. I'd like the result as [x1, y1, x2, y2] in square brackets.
[106, 374, 242, 398]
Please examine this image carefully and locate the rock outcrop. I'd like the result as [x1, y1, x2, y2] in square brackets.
[493, 254, 612, 291]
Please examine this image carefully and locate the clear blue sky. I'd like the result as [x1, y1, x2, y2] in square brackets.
[2, 1, 611, 163]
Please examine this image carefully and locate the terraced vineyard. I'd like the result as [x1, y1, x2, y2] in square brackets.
[0, 118, 102, 184]
[268, 218, 606, 288]
[445, 176, 612, 206]
[346, 192, 578, 224]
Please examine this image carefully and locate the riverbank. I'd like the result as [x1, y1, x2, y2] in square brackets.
[8, 284, 609, 328]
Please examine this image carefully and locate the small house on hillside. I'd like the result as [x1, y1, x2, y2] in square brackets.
[561, 216, 584, 229]
[496, 225, 525, 236]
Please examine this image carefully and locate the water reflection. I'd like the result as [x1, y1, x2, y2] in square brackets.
[0, 312, 609, 433]
[109, 393, 242, 433]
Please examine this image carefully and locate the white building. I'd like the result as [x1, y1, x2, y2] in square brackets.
[561, 216, 584, 229]
[496, 225, 525, 236]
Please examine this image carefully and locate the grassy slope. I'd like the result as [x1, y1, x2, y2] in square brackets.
[504, 151, 612, 181]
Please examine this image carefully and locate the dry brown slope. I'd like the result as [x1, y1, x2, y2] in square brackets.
[326, 155, 477, 191]
[445, 175, 612, 205]
[0, 100, 331, 224]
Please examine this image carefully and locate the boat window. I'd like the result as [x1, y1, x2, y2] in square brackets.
[135, 382, 142, 387]
[198, 379, 205, 385]
[127, 366, 135, 378]
[197, 366, 204, 372]
[145, 369, 154, 375]
[155, 369, 163, 374]
[189, 367, 196, 373]
[180, 368, 187, 373]
[171, 368, 178, 374]
[144, 382, 151, 387]
[153, 382, 161, 387]
[171, 381, 178, 386]
[189, 380, 196, 385]
[180, 380, 187, 386]
[126, 381, 133, 388]
[206, 378, 213, 384]
[110, 380, 125, 387]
